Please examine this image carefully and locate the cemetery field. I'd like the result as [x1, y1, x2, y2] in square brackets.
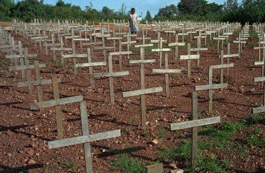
[0, 21, 265, 173]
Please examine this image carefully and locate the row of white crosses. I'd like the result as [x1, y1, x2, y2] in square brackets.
[4, 21, 244, 172]
[3, 41, 121, 173]
[2, 27, 122, 173]
[253, 45, 265, 114]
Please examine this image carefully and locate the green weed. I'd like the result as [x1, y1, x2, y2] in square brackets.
[127, 119, 134, 125]
[57, 160, 76, 173]
[143, 130, 151, 137]
[196, 157, 231, 172]
[246, 113, 265, 125]
[249, 30, 258, 38]
[157, 126, 168, 139]
[111, 154, 146, 173]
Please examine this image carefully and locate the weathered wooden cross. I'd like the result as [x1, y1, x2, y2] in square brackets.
[151, 37, 167, 67]
[233, 36, 247, 59]
[7, 47, 40, 79]
[48, 101, 121, 173]
[180, 43, 200, 79]
[17, 60, 60, 111]
[153, 51, 181, 98]
[170, 92, 221, 168]
[191, 33, 208, 67]
[252, 47, 265, 113]
[123, 45, 162, 127]
[74, 48, 106, 87]
[221, 43, 239, 76]
[168, 34, 185, 64]
[213, 36, 225, 53]
[94, 53, 130, 104]
[195, 62, 234, 113]
[30, 75, 83, 139]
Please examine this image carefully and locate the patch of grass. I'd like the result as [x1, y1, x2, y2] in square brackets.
[249, 30, 258, 38]
[57, 160, 76, 173]
[196, 157, 231, 172]
[127, 119, 134, 125]
[254, 127, 263, 134]
[143, 130, 151, 137]
[44, 169, 52, 173]
[245, 127, 265, 147]
[199, 121, 246, 149]
[123, 127, 131, 132]
[10, 78, 17, 83]
[245, 134, 259, 146]
[158, 140, 214, 163]
[198, 109, 207, 116]
[233, 31, 240, 37]
[52, 59, 64, 67]
[203, 42, 213, 48]
[159, 140, 230, 172]
[246, 113, 265, 125]
[157, 126, 168, 139]
[111, 154, 146, 173]
[200, 122, 245, 142]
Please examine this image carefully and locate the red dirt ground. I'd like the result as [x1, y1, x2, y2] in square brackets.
[0, 22, 264, 173]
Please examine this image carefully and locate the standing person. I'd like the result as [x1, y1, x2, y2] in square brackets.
[129, 8, 138, 34]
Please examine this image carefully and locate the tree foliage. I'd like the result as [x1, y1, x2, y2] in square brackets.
[1, 0, 265, 24]
[145, 11, 152, 21]
[154, 4, 178, 21]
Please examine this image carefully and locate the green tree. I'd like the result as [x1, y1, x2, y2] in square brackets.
[178, 0, 208, 15]
[224, 0, 238, 11]
[145, 11, 152, 21]
[0, 0, 15, 21]
[154, 4, 178, 21]
[101, 6, 114, 20]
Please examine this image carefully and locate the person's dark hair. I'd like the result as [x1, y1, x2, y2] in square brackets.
[131, 8, 135, 14]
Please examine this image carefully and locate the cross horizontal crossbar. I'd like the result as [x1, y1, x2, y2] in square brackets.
[50, 48, 72, 51]
[109, 51, 132, 56]
[135, 44, 153, 48]
[48, 130, 120, 149]
[168, 42, 185, 47]
[170, 116, 220, 130]
[94, 71, 129, 78]
[151, 48, 171, 52]
[253, 106, 265, 114]
[30, 95, 83, 110]
[62, 54, 87, 59]
[152, 69, 181, 74]
[213, 37, 225, 40]
[254, 61, 263, 66]
[210, 63, 234, 69]
[129, 59, 156, 64]
[9, 64, 46, 71]
[18, 79, 62, 87]
[123, 87, 163, 97]
[6, 54, 38, 59]
[75, 62, 106, 68]
[93, 46, 114, 50]
[254, 76, 265, 82]
[190, 48, 208, 51]
[180, 55, 200, 60]
[195, 83, 228, 91]
[73, 38, 90, 41]
[223, 54, 239, 58]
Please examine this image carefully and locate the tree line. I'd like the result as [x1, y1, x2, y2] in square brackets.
[0, 0, 265, 24]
